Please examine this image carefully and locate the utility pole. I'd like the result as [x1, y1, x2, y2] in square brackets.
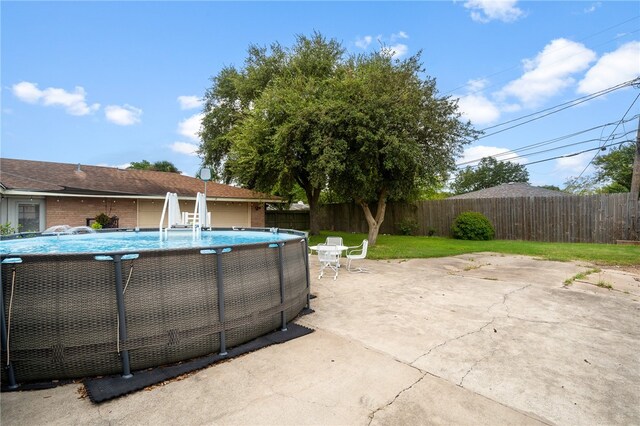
[630, 116, 640, 199]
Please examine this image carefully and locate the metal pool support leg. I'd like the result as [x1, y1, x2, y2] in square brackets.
[0, 265, 18, 389]
[277, 243, 287, 332]
[113, 255, 133, 379]
[215, 251, 227, 356]
[302, 238, 311, 309]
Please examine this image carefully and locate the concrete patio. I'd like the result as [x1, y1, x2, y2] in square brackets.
[2, 253, 639, 425]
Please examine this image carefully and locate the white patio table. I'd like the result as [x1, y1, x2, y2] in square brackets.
[308, 244, 349, 268]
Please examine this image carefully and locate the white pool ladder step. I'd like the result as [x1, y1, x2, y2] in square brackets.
[159, 192, 210, 240]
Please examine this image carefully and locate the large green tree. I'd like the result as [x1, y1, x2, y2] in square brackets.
[200, 33, 344, 235]
[452, 157, 529, 195]
[563, 144, 635, 194]
[593, 143, 634, 192]
[128, 160, 181, 173]
[199, 33, 476, 241]
[330, 52, 476, 244]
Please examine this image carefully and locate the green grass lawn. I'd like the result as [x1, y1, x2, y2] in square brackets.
[308, 231, 640, 266]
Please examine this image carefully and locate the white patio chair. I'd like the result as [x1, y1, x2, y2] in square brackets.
[325, 236, 344, 266]
[318, 246, 340, 280]
[325, 236, 343, 246]
[346, 239, 369, 272]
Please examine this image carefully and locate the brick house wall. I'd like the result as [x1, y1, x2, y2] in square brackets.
[46, 197, 266, 229]
[46, 197, 138, 229]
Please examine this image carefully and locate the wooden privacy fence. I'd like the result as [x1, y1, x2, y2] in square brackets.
[266, 210, 310, 231]
[317, 193, 640, 244]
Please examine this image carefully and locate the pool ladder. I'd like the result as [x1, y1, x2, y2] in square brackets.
[159, 192, 209, 240]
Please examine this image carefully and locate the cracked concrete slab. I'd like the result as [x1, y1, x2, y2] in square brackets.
[302, 253, 640, 425]
[2, 329, 421, 425]
[370, 372, 546, 426]
[2, 253, 638, 425]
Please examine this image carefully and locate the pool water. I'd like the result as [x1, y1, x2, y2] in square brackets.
[0, 230, 301, 255]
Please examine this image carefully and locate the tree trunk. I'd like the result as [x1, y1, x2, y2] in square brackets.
[356, 189, 388, 246]
[306, 187, 322, 235]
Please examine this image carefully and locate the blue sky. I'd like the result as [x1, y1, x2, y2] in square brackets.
[2, 1, 639, 188]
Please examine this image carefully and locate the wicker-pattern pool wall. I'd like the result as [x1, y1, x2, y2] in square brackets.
[1, 234, 309, 385]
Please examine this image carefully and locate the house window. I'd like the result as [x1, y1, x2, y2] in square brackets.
[18, 203, 40, 232]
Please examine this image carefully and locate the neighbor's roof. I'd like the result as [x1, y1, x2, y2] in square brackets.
[449, 182, 569, 199]
[0, 158, 279, 201]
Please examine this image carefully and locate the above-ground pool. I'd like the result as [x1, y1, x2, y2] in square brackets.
[0, 229, 302, 255]
[0, 228, 310, 388]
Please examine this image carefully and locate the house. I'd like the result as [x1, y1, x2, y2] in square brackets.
[0, 158, 281, 233]
[448, 182, 568, 199]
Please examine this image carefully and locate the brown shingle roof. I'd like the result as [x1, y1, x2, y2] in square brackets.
[0, 158, 279, 201]
[449, 182, 568, 199]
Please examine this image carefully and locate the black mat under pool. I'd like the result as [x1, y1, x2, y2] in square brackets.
[84, 322, 314, 403]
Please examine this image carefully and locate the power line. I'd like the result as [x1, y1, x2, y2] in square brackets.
[493, 131, 635, 165]
[576, 91, 640, 179]
[457, 130, 636, 169]
[492, 128, 637, 160]
[475, 78, 639, 140]
[456, 115, 640, 167]
[478, 79, 638, 133]
[519, 139, 633, 167]
[456, 93, 640, 174]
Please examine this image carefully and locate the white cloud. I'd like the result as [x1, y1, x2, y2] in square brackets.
[498, 38, 596, 107]
[457, 93, 501, 125]
[12, 81, 100, 116]
[105, 104, 142, 126]
[466, 78, 488, 92]
[177, 95, 203, 110]
[355, 32, 410, 58]
[355, 35, 373, 49]
[97, 162, 132, 169]
[12, 82, 42, 103]
[460, 145, 527, 166]
[577, 41, 640, 94]
[178, 113, 204, 142]
[555, 152, 593, 174]
[583, 2, 601, 13]
[455, 79, 501, 125]
[382, 43, 408, 59]
[391, 31, 409, 41]
[463, 0, 524, 23]
[500, 103, 522, 113]
[170, 141, 199, 157]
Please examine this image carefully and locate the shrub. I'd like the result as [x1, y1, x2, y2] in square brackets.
[451, 212, 495, 241]
[0, 222, 21, 236]
[90, 222, 103, 230]
[95, 213, 111, 227]
[397, 218, 419, 236]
